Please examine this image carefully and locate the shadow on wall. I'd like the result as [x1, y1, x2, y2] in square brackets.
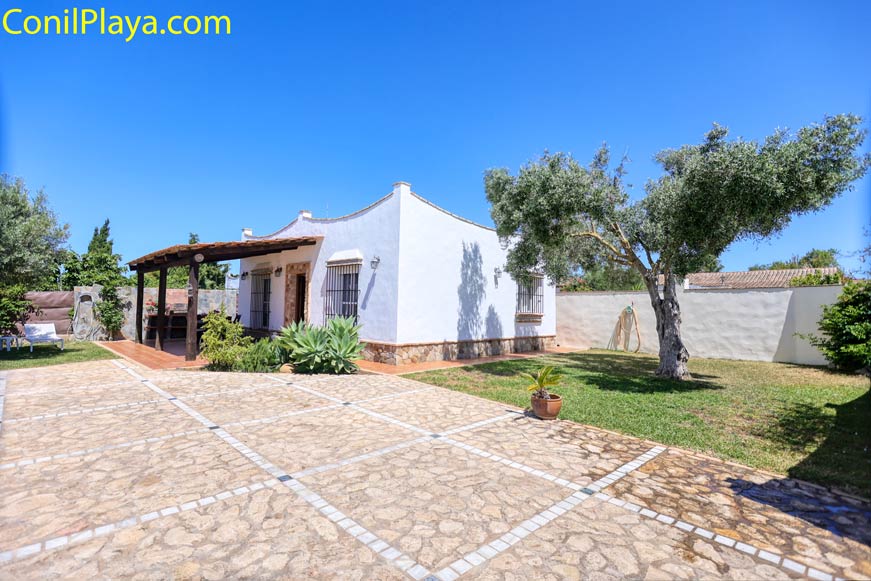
[486, 305, 503, 354]
[457, 242, 486, 341]
[728, 389, 871, 548]
[773, 289, 798, 362]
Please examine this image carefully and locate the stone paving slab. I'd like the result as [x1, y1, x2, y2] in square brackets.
[289, 373, 433, 401]
[228, 406, 419, 475]
[304, 440, 569, 574]
[452, 415, 654, 487]
[4, 361, 133, 393]
[607, 448, 871, 580]
[0, 431, 262, 549]
[465, 496, 802, 580]
[2, 381, 158, 418]
[0, 487, 406, 581]
[143, 370, 278, 396]
[180, 384, 329, 424]
[355, 388, 519, 434]
[0, 402, 203, 461]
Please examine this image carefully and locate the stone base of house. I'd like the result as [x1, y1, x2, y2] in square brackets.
[361, 335, 557, 365]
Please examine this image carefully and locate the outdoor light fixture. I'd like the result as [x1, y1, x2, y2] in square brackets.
[274, 266, 283, 277]
[494, 267, 502, 278]
[194, 253, 205, 263]
[370, 256, 381, 270]
[240, 271, 249, 280]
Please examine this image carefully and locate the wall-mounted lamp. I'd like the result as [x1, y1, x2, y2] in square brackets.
[194, 253, 205, 263]
[370, 256, 381, 270]
[494, 267, 502, 279]
[240, 271, 249, 280]
[274, 266, 283, 277]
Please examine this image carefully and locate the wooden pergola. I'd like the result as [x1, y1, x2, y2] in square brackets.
[128, 237, 320, 361]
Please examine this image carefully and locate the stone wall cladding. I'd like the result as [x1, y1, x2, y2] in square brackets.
[73, 286, 238, 341]
[362, 336, 556, 365]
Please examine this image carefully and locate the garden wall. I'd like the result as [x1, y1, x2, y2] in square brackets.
[72, 286, 238, 341]
[556, 285, 842, 366]
[24, 291, 74, 335]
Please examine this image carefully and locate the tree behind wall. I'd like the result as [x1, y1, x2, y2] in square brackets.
[749, 248, 841, 271]
[0, 175, 70, 289]
[61, 219, 128, 288]
[485, 114, 869, 379]
[142, 233, 228, 289]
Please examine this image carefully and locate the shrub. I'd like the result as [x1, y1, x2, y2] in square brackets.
[95, 284, 125, 338]
[200, 307, 252, 371]
[0, 285, 39, 335]
[276, 316, 364, 374]
[235, 338, 282, 373]
[805, 281, 871, 378]
[789, 271, 846, 287]
[521, 365, 562, 399]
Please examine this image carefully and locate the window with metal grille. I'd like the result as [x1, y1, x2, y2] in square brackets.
[324, 263, 360, 323]
[249, 272, 271, 330]
[516, 275, 544, 315]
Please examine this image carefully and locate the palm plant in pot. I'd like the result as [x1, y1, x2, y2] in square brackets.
[522, 365, 563, 420]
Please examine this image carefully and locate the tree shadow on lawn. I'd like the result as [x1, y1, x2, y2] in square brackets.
[472, 351, 722, 394]
[729, 389, 871, 548]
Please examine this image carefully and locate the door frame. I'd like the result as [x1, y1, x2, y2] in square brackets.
[283, 262, 311, 326]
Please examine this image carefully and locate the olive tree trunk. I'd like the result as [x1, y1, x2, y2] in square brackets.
[644, 273, 690, 380]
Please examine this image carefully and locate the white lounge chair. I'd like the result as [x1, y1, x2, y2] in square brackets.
[24, 323, 65, 352]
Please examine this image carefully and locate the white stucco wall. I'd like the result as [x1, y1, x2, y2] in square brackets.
[395, 187, 556, 345]
[556, 285, 842, 365]
[238, 191, 401, 343]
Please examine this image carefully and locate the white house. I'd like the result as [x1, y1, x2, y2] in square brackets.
[236, 182, 556, 364]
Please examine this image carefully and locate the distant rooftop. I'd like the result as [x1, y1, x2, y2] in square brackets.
[681, 268, 842, 289]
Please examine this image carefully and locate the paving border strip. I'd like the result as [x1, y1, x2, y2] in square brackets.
[0, 428, 210, 471]
[0, 477, 281, 563]
[1, 379, 147, 397]
[0, 371, 6, 436]
[591, 490, 842, 581]
[429, 445, 667, 581]
[1, 398, 163, 424]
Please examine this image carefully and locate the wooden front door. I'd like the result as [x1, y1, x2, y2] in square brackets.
[284, 262, 311, 326]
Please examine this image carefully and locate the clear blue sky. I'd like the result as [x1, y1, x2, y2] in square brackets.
[2, 0, 869, 273]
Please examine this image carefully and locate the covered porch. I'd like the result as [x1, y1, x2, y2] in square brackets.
[128, 236, 319, 361]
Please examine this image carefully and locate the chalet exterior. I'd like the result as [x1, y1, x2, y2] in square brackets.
[236, 182, 556, 364]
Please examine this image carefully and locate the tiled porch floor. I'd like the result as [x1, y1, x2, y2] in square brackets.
[0, 360, 868, 579]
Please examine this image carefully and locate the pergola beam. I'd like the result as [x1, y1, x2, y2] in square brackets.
[128, 237, 320, 273]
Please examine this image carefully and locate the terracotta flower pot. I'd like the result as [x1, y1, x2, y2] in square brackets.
[531, 393, 562, 420]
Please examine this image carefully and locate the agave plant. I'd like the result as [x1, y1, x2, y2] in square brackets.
[521, 366, 562, 399]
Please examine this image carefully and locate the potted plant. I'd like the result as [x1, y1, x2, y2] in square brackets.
[522, 365, 563, 420]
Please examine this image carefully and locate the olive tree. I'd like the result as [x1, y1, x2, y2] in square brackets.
[485, 115, 869, 379]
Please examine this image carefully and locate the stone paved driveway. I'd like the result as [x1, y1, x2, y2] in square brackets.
[1, 360, 869, 580]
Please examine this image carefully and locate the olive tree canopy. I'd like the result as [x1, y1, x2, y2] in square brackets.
[485, 114, 870, 379]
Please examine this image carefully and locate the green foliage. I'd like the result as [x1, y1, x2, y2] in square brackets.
[61, 219, 128, 289]
[0, 175, 70, 289]
[276, 316, 364, 374]
[142, 233, 228, 289]
[199, 307, 253, 371]
[0, 285, 40, 335]
[520, 365, 562, 399]
[805, 281, 871, 376]
[95, 285, 125, 337]
[788, 272, 846, 287]
[582, 264, 645, 291]
[750, 248, 841, 271]
[235, 338, 282, 372]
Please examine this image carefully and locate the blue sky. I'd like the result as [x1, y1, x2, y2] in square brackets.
[1, 0, 869, 273]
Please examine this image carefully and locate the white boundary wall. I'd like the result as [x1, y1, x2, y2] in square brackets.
[556, 285, 842, 365]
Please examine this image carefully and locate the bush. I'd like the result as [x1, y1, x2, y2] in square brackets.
[805, 281, 871, 377]
[200, 307, 252, 371]
[0, 285, 39, 335]
[95, 284, 125, 338]
[235, 338, 282, 373]
[277, 316, 364, 374]
[789, 271, 846, 287]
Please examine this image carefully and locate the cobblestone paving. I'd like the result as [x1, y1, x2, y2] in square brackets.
[1, 360, 868, 580]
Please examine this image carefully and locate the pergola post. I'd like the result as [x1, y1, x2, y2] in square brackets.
[155, 267, 167, 351]
[135, 271, 144, 344]
[186, 259, 200, 361]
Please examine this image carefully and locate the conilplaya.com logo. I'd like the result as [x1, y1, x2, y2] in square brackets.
[2, 6, 231, 42]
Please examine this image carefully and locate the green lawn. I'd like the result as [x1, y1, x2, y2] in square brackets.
[0, 341, 117, 370]
[409, 350, 871, 498]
